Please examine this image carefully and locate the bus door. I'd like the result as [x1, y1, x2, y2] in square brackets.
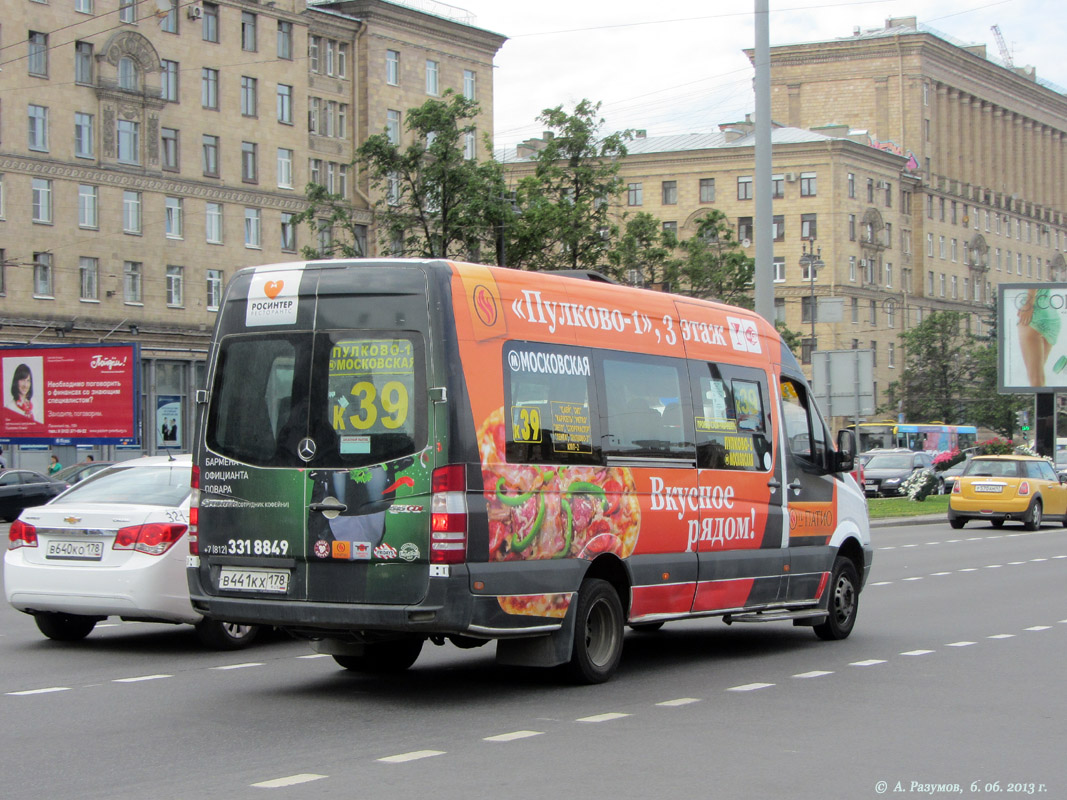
[778, 371, 837, 604]
[689, 363, 786, 612]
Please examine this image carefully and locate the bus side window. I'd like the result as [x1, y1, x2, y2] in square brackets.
[600, 355, 692, 458]
[780, 377, 826, 466]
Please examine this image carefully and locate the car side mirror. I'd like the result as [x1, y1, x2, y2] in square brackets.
[834, 429, 855, 473]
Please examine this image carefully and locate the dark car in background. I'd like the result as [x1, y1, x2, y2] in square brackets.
[862, 449, 942, 497]
[53, 461, 114, 487]
[0, 469, 67, 521]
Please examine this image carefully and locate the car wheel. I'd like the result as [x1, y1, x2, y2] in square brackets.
[567, 578, 624, 684]
[813, 556, 859, 641]
[990, 519, 1005, 529]
[1024, 500, 1043, 531]
[949, 517, 966, 529]
[34, 612, 98, 642]
[332, 637, 424, 673]
[195, 619, 260, 650]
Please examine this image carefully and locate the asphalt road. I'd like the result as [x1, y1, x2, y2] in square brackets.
[1, 519, 1065, 800]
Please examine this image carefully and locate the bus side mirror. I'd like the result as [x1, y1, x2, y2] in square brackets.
[834, 429, 856, 473]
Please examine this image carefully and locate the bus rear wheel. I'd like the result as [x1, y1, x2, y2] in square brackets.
[332, 637, 424, 673]
[567, 579, 624, 684]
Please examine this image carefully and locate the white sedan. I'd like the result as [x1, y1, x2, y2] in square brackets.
[4, 454, 258, 649]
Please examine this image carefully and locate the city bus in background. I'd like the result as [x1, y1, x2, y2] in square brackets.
[849, 422, 977, 456]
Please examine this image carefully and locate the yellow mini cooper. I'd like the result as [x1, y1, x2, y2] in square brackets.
[948, 455, 1067, 530]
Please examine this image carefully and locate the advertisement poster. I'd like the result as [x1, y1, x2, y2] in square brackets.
[0, 344, 140, 444]
[156, 395, 182, 448]
[999, 283, 1067, 392]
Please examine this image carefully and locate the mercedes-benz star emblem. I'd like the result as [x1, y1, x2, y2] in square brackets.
[297, 438, 317, 462]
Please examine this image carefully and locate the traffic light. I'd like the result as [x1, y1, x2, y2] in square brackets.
[1018, 408, 1031, 432]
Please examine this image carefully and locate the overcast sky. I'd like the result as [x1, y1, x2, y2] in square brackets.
[433, 0, 1066, 149]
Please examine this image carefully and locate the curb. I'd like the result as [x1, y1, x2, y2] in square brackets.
[869, 514, 945, 528]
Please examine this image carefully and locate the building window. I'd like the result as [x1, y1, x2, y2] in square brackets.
[245, 208, 261, 248]
[772, 215, 784, 242]
[387, 50, 400, 86]
[166, 265, 184, 307]
[117, 119, 140, 164]
[78, 184, 98, 228]
[463, 69, 476, 100]
[848, 214, 856, 241]
[33, 253, 54, 297]
[774, 297, 786, 325]
[888, 342, 895, 368]
[386, 110, 401, 145]
[849, 256, 857, 282]
[277, 148, 293, 189]
[124, 261, 142, 303]
[203, 3, 219, 43]
[161, 128, 179, 171]
[241, 11, 257, 51]
[309, 159, 322, 186]
[885, 262, 893, 288]
[884, 222, 892, 249]
[309, 36, 320, 73]
[737, 176, 753, 200]
[939, 273, 946, 297]
[123, 191, 141, 234]
[240, 76, 258, 117]
[165, 196, 183, 238]
[160, 60, 179, 102]
[79, 257, 98, 301]
[119, 0, 136, 23]
[207, 269, 223, 311]
[851, 297, 859, 323]
[699, 178, 716, 203]
[31, 178, 52, 223]
[202, 68, 219, 110]
[28, 105, 49, 152]
[801, 296, 815, 325]
[277, 20, 293, 59]
[627, 183, 643, 206]
[464, 130, 476, 160]
[75, 42, 94, 84]
[426, 60, 439, 94]
[939, 235, 946, 259]
[885, 181, 892, 207]
[160, 0, 178, 33]
[869, 300, 877, 325]
[241, 142, 258, 183]
[766, 174, 782, 199]
[277, 85, 292, 124]
[662, 181, 677, 205]
[801, 213, 817, 240]
[117, 57, 138, 91]
[951, 238, 958, 262]
[773, 256, 785, 283]
[847, 172, 855, 198]
[800, 172, 817, 197]
[74, 113, 94, 158]
[28, 32, 48, 77]
[202, 134, 219, 177]
[281, 212, 297, 252]
[205, 202, 223, 244]
[76, 0, 93, 11]
[737, 217, 753, 242]
[951, 275, 958, 299]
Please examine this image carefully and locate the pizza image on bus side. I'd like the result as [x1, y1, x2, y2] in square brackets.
[189, 259, 872, 684]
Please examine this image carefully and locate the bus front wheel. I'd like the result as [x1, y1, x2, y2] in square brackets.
[813, 556, 859, 641]
[567, 579, 624, 684]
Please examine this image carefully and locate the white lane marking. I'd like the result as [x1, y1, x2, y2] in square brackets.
[959, 568, 978, 572]
[849, 659, 887, 667]
[987, 634, 1015, 639]
[484, 730, 543, 742]
[1053, 555, 1067, 559]
[212, 663, 265, 671]
[6, 687, 71, 696]
[113, 674, 172, 683]
[793, 671, 833, 679]
[901, 650, 934, 656]
[966, 537, 983, 541]
[902, 576, 923, 581]
[656, 697, 701, 707]
[1025, 626, 1051, 631]
[925, 541, 940, 545]
[378, 750, 445, 763]
[902, 544, 918, 548]
[577, 712, 630, 723]
[727, 682, 774, 691]
[880, 546, 896, 551]
[946, 539, 962, 543]
[1008, 561, 1027, 565]
[984, 564, 1003, 569]
[1030, 558, 1048, 562]
[296, 654, 331, 659]
[252, 774, 327, 789]
[946, 641, 976, 647]
[870, 581, 893, 586]
[930, 571, 952, 576]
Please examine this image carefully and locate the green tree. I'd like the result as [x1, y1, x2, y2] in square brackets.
[968, 341, 1027, 438]
[508, 100, 630, 270]
[885, 310, 976, 423]
[297, 91, 511, 261]
[672, 210, 755, 308]
[604, 212, 678, 288]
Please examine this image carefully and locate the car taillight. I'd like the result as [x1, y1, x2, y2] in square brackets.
[430, 464, 466, 564]
[8, 519, 38, 549]
[952, 479, 961, 494]
[113, 523, 187, 556]
[188, 465, 199, 555]
[1019, 481, 1030, 496]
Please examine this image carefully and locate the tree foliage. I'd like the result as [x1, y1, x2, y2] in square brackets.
[604, 212, 678, 288]
[671, 210, 755, 308]
[885, 310, 977, 424]
[507, 100, 630, 270]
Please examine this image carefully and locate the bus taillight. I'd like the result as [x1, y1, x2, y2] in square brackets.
[189, 464, 200, 556]
[431, 465, 466, 564]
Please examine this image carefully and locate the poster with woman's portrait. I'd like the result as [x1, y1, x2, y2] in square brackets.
[3, 356, 46, 425]
[1000, 283, 1067, 391]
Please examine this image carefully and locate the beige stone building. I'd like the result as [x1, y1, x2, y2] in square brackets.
[0, 0, 503, 463]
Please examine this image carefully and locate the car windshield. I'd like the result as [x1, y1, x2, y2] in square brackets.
[963, 459, 1020, 478]
[52, 464, 191, 507]
[865, 454, 914, 470]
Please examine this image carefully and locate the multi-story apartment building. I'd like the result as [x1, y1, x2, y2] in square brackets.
[501, 121, 918, 416]
[0, 0, 503, 462]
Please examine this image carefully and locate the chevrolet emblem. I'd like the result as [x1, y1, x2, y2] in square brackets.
[64, 516, 82, 524]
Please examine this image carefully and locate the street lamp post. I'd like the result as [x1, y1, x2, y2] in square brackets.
[799, 238, 824, 363]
